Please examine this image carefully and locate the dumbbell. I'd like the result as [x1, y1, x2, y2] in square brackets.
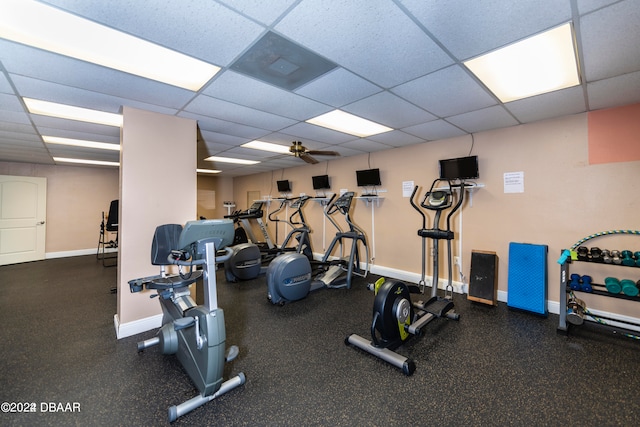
[620, 279, 639, 297]
[602, 249, 612, 263]
[635, 252, 640, 267]
[581, 275, 593, 293]
[569, 274, 582, 290]
[604, 277, 621, 294]
[577, 246, 589, 261]
[621, 250, 635, 267]
[611, 250, 622, 265]
[590, 247, 603, 262]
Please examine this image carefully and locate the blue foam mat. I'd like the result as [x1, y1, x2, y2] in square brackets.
[507, 242, 548, 315]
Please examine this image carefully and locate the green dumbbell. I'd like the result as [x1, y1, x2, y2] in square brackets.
[634, 252, 640, 267]
[604, 277, 621, 294]
[621, 250, 635, 267]
[620, 279, 639, 297]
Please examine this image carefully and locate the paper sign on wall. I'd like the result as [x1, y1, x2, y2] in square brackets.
[504, 172, 524, 193]
[402, 181, 414, 197]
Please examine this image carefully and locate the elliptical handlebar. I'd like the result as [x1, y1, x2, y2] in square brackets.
[410, 185, 427, 230]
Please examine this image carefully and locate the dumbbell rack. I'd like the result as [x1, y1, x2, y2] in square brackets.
[557, 250, 640, 337]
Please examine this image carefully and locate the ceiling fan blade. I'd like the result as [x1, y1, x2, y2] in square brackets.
[300, 153, 319, 164]
[306, 150, 340, 157]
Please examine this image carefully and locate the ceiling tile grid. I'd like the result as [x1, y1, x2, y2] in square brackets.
[0, 0, 637, 175]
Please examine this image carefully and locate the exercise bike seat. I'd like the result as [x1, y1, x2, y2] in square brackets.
[146, 271, 203, 290]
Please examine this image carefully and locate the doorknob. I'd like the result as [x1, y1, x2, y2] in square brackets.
[37, 221, 45, 225]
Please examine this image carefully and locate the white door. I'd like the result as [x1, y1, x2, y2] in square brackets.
[0, 175, 47, 266]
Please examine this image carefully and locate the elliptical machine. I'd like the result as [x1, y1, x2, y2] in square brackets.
[267, 191, 369, 305]
[128, 219, 245, 422]
[224, 196, 313, 282]
[346, 179, 464, 375]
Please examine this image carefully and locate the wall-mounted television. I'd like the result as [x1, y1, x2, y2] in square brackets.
[439, 156, 479, 180]
[356, 168, 381, 187]
[277, 180, 291, 192]
[312, 174, 330, 190]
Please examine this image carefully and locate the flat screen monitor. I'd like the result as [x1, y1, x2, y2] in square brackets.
[356, 168, 381, 187]
[277, 180, 291, 192]
[439, 156, 479, 180]
[312, 174, 330, 190]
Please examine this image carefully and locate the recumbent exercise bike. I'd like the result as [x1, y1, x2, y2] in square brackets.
[128, 219, 245, 422]
[346, 179, 464, 375]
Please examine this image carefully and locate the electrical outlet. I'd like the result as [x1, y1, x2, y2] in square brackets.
[454, 256, 461, 266]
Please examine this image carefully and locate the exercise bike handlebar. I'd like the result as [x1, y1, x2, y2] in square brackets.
[168, 245, 234, 266]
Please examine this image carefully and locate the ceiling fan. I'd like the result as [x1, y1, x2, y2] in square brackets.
[289, 141, 340, 164]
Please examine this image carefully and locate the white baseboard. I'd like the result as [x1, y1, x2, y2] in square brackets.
[114, 313, 162, 339]
[46, 247, 116, 259]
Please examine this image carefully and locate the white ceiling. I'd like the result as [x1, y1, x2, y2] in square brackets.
[1, 0, 639, 176]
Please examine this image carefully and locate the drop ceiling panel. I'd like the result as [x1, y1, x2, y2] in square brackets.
[45, 0, 264, 67]
[36, 127, 121, 144]
[279, 122, 355, 145]
[505, 86, 587, 123]
[46, 146, 119, 162]
[400, 0, 571, 60]
[10, 75, 180, 118]
[343, 91, 436, 129]
[579, 1, 640, 81]
[185, 95, 296, 131]
[392, 65, 497, 117]
[218, 0, 298, 26]
[587, 71, 640, 110]
[30, 115, 121, 138]
[203, 71, 331, 120]
[340, 138, 393, 153]
[276, 0, 454, 88]
[367, 130, 424, 148]
[0, 110, 32, 127]
[295, 68, 382, 108]
[577, 0, 625, 16]
[402, 120, 467, 141]
[446, 106, 519, 133]
[0, 130, 42, 146]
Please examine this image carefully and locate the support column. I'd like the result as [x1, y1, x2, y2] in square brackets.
[115, 107, 196, 338]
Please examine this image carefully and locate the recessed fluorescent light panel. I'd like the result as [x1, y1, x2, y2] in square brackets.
[24, 98, 123, 127]
[306, 110, 393, 137]
[464, 22, 580, 103]
[43, 136, 120, 151]
[196, 169, 221, 174]
[53, 157, 119, 167]
[204, 156, 260, 165]
[0, 0, 219, 91]
[241, 141, 291, 154]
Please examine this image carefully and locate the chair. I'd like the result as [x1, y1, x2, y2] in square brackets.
[97, 200, 118, 267]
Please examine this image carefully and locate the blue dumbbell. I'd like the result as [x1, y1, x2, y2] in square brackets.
[581, 275, 593, 292]
[569, 274, 582, 290]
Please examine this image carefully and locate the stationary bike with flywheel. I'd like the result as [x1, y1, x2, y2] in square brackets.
[128, 219, 245, 422]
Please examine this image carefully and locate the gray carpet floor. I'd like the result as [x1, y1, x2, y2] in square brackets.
[1, 255, 639, 426]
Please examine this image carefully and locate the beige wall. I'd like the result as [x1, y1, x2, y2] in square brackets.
[0, 161, 119, 254]
[232, 111, 640, 318]
[197, 174, 234, 219]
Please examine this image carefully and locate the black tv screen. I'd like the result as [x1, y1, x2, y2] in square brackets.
[312, 174, 330, 190]
[356, 168, 381, 187]
[277, 180, 291, 192]
[439, 156, 479, 180]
